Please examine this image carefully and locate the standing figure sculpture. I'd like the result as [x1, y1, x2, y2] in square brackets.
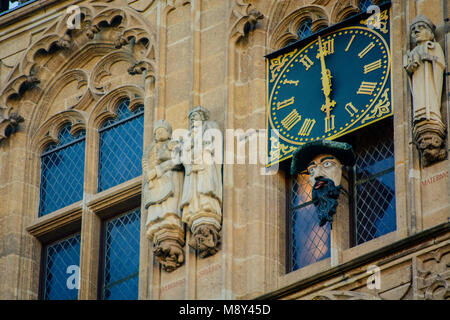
[143, 120, 185, 272]
[180, 106, 223, 258]
[404, 14, 447, 166]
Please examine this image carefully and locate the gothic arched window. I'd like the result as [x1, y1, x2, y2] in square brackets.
[97, 99, 145, 192]
[38, 123, 86, 217]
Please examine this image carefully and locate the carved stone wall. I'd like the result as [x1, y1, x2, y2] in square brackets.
[0, 0, 448, 300]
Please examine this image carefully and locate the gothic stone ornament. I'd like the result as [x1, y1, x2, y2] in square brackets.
[143, 119, 185, 272]
[189, 224, 221, 259]
[0, 109, 24, 143]
[414, 244, 450, 300]
[404, 15, 447, 166]
[291, 140, 355, 227]
[180, 106, 223, 258]
[231, 0, 264, 40]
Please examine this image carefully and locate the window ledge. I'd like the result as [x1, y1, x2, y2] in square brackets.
[85, 176, 142, 218]
[26, 200, 82, 243]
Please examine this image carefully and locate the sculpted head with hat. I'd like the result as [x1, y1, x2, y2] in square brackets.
[291, 140, 355, 227]
[410, 14, 436, 45]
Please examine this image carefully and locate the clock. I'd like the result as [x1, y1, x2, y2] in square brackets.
[266, 4, 392, 166]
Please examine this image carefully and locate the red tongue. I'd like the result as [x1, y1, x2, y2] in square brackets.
[314, 181, 327, 189]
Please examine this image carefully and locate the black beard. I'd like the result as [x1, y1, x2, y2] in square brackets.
[311, 178, 342, 227]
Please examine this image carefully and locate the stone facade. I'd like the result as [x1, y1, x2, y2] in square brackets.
[0, 0, 448, 300]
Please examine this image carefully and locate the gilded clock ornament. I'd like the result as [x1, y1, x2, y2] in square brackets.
[266, 6, 392, 166]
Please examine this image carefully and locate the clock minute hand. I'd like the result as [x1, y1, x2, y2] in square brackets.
[317, 36, 336, 117]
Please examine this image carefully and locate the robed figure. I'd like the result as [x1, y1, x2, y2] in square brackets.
[404, 15, 447, 165]
[143, 120, 185, 272]
[180, 106, 223, 258]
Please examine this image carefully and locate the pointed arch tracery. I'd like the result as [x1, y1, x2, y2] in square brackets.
[0, 2, 156, 143]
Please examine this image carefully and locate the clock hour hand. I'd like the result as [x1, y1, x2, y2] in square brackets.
[317, 36, 336, 117]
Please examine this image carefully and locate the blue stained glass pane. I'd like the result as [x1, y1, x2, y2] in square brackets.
[102, 208, 141, 300]
[297, 19, 313, 40]
[291, 205, 331, 271]
[354, 124, 396, 245]
[43, 233, 81, 300]
[355, 173, 396, 245]
[39, 124, 85, 217]
[291, 174, 313, 207]
[98, 100, 144, 192]
[359, 0, 374, 12]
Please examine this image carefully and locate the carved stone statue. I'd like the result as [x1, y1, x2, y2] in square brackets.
[143, 119, 185, 272]
[180, 106, 223, 258]
[291, 140, 355, 227]
[404, 15, 447, 166]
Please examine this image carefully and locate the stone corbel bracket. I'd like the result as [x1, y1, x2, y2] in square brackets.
[413, 119, 447, 166]
[189, 220, 222, 259]
[150, 226, 185, 273]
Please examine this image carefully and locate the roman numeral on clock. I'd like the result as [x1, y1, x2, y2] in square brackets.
[345, 35, 356, 52]
[322, 39, 334, 56]
[325, 115, 335, 133]
[298, 118, 316, 136]
[299, 55, 314, 70]
[364, 59, 382, 74]
[277, 96, 295, 110]
[281, 110, 302, 131]
[357, 81, 377, 95]
[345, 102, 358, 117]
[358, 42, 375, 59]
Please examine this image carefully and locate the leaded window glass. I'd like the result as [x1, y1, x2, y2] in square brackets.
[289, 173, 331, 272]
[359, 0, 374, 12]
[352, 122, 396, 245]
[39, 123, 85, 217]
[100, 208, 141, 300]
[98, 99, 144, 192]
[297, 19, 313, 40]
[41, 233, 81, 300]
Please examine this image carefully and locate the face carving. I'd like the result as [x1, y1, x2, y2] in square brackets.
[307, 154, 343, 227]
[307, 154, 343, 188]
[411, 22, 434, 44]
[291, 140, 355, 228]
[154, 126, 170, 142]
[189, 111, 204, 129]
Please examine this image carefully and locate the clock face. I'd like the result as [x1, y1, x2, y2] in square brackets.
[266, 9, 392, 166]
